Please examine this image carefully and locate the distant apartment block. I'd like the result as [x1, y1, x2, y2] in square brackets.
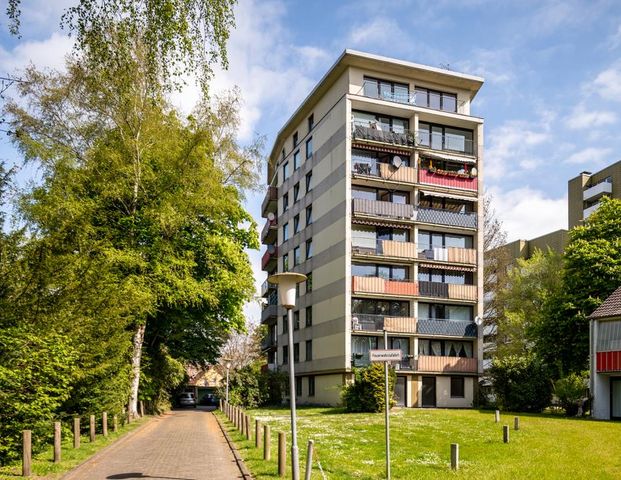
[260, 50, 485, 408]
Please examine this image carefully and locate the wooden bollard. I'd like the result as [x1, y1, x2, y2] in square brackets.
[245, 415, 251, 440]
[90, 414, 96, 442]
[127, 409, 132, 424]
[305, 440, 315, 480]
[102, 411, 108, 436]
[278, 432, 286, 477]
[140, 400, 145, 417]
[255, 419, 261, 448]
[514, 416, 520, 431]
[450, 443, 459, 471]
[503, 425, 509, 443]
[22, 430, 31, 477]
[495, 410, 500, 423]
[264, 425, 271, 460]
[113, 414, 118, 433]
[54, 421, 61, 463]
[73, 417, 80, 449]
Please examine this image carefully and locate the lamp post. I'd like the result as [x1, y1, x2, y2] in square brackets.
[268, 272, 307, 480]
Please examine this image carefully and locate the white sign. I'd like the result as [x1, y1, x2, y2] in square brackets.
[369, 349, 402, 362]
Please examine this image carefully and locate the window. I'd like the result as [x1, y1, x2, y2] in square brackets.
[295, 376, 302, 396]
[305, 171, 313, 193]
[308, 114, 314, 131]
[306, 272, 313, 293]
[281, 149, 285, 162]
[283, 161, 290, 179]
[283, 193, 289, 212]
[306, 205, 313, 226]
[418, 193, 473, 214]
[294, 246, 301, 266]
[363, 77, 409, 104]
[294, 182, 300, 202]
[415, 87, 457, 113]
[418, 267, 472, 285]
[418, 230, 473, 251]
[352, 110, 409, 133]
[418, 339, 473, 358]
[377, 227, 410, 242]
[308, 376, 315, 396]
[293, 131, 298, 147]
[294, 311, 300, 330]
[306, 137, 313, 159]
[352, 298, 409, 317]
[282, 315, 288, 333]
[352, 262, 408, 281]
[282, 345, 288, 364]
[294, 150, 301, 170]
[306, 340, 312, 361]
[283, 222, 289, 241]
[418, 122, 473, 155]
[450, 377, 465, 398]
[418, 303, 472, 322]
[294, 342, 300, 362]
[305, 306, 313, 327]
[282, 253, 289, 271]
[306, 239, 313, 259]
[294, 214, 300, 233]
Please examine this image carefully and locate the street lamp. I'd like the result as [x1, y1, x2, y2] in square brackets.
[268, 272, 307, 480]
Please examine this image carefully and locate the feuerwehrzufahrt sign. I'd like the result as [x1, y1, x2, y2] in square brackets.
[369, 349, 402, 362]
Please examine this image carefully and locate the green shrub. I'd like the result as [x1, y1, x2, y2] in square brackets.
[342, 363, 396, 413]
[490, 353, 552, 412]
[554, 372, 588, 416]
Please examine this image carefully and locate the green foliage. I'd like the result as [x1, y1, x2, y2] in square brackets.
[554, 372, 588, 416]
[342, 364, 396, 413]
[489, 354, 552, 412]
[219, 362, 266, 408]
[140, 345, 187, 414]
[0, 328, 77, 464]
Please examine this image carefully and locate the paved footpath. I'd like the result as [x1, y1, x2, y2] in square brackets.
[63, 408, 243, 480]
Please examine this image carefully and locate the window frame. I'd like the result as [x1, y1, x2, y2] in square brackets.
[293, 150, 301, 170]
[306, 137, 313, 159]
[308, 114, 314, 131]
[306, 205, 313, 226]
[306, 238, 313, 259]
[294, 182, 300, 202]
[305, 306, 313, 327]
[450, 376, 465, 398]
[306, 340, 312, 361]
[306, 171, 313, 193]
[308, 376, 315, 397]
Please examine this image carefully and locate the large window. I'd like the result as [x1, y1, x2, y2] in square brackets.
[415, 87, 457, 112]
[418, 193, 473, 213]
[352, 148, 410, 176]
[352, 262, 408, 281]
[352, 298, 409, 317]
[418, 339, 473, 357]
[352, 335, 378, 360]
[450, 377, 465, 398]
[363, 77, 409, 104]
[352, 186, 410, 204]
[353, 110, 409, 133]
[418, 267, 472, 285]
[419, 302, 472, 322]
[418, 230, 473, 250]
[418, 122, 474, 155]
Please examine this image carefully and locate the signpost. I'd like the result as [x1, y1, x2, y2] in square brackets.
[370, 330, 402, 480]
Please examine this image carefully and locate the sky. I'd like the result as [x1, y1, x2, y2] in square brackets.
[1, 0, 621, 323]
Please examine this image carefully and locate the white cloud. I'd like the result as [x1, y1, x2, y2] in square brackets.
[565, 103, 617, 130]
[592, 63, 621, 101]
[488, 186, 567, 242]
[565, 146, 612, 165]
[0, 32, 73, 74]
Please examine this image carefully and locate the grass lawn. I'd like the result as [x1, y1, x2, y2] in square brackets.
[216, 407, 621, 480]
[0, 416, 149, 479]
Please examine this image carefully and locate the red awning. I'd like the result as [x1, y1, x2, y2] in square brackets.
[419, 262, 476, 272]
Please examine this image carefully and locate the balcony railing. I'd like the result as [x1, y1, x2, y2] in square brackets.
[352, 198, 415, 220]
[352, 123, 416, 148]
[417, 207, 477, 229]
[261, 304, 278, 323]
[419, 281, 477, 301]
[260, 280, 277, 297]
[583, 177, 612, 201]
[352, 276, 419, 296]
[352, 239, 417, 260]
[351, 314, 417, 334]
[416, 354, 477, 373]
[261, 186, 278, 217]
[352, 353, 415, 370]
[261, 246, 278, 270]
[418, 168, 478, 191]
[417, 318, 477, 337]
[418, 246, 477, 264]
[260, 217, 278, 244]
[261, 334, 277, 350]
[418, 131, 476, 156]
[584, 202, 600, 219]
[352, 158, 417, 184]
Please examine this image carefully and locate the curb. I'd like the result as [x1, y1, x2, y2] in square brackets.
[213, 411, 254, 480]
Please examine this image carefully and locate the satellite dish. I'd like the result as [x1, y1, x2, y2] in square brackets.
[392, 155, 403, 169]
[267, 212, 275, 221]
[471, 167, 478, 177]
[474, 316, 482, 326]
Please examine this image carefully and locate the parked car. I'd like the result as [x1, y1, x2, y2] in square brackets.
[178, 392, 197, 408]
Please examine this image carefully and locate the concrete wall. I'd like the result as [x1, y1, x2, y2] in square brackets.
[436, 376, 474, 408]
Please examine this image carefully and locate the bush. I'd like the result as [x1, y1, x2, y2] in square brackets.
[490, 353, 552, 412]
[554, 372, 588, 416]
[342, 363, 396, 413]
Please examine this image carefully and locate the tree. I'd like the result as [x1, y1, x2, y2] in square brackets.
[342, 364, 396, 413]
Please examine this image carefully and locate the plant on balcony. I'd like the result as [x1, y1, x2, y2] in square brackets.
[426, 166, 473, 179]
[342, 363, 396, 412]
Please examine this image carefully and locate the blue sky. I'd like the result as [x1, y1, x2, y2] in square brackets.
[2, 0, 621, 322]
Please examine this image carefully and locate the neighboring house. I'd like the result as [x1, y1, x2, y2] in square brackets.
[259, 49, 485, 408]
[185, 365, 223, 404]
[590, 285, 621, 420]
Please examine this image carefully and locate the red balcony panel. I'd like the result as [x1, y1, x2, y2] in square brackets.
[261, 246, 278, 270]
[418, 168, 478, 191]
[597, 351, 621, 373]
[385, 280, 418, 296]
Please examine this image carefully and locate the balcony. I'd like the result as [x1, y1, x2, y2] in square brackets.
[596, 351, 621, 373]
[418, 246, 477, 264]
[352, 353, 415, 370]
[260, 279, 276, 297]
[417, 318, 477, 337]
[352, 159, 417, 184]
[351, 314, 417, 334]
[261, 304, 278, 324]
[261, 246, 278, 271]
[262, 333, 277, 351]
[418, 168, 478, 191]
[261, 217, 278, 244]
[261, 186, 278, 217]
[352, 276, 419, 296]
[352, 198, 415, 220]
[352, 239, 418, 260]
[352, 123, 416, 148]
[416, 354, 478, 373]
[417, 131, 476, 156]
[417, 207, 477, 229]
[584, 202, 600, 219]
[419, 281, 477, 301]
[583, 178, 612, 201]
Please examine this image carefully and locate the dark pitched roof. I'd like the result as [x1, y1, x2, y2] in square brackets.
[589, 285, 621, 319]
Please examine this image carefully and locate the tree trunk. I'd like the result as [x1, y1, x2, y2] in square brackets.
[128, 323, 146, 418]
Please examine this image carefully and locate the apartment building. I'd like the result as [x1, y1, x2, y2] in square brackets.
[260, 50, 485, 408]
